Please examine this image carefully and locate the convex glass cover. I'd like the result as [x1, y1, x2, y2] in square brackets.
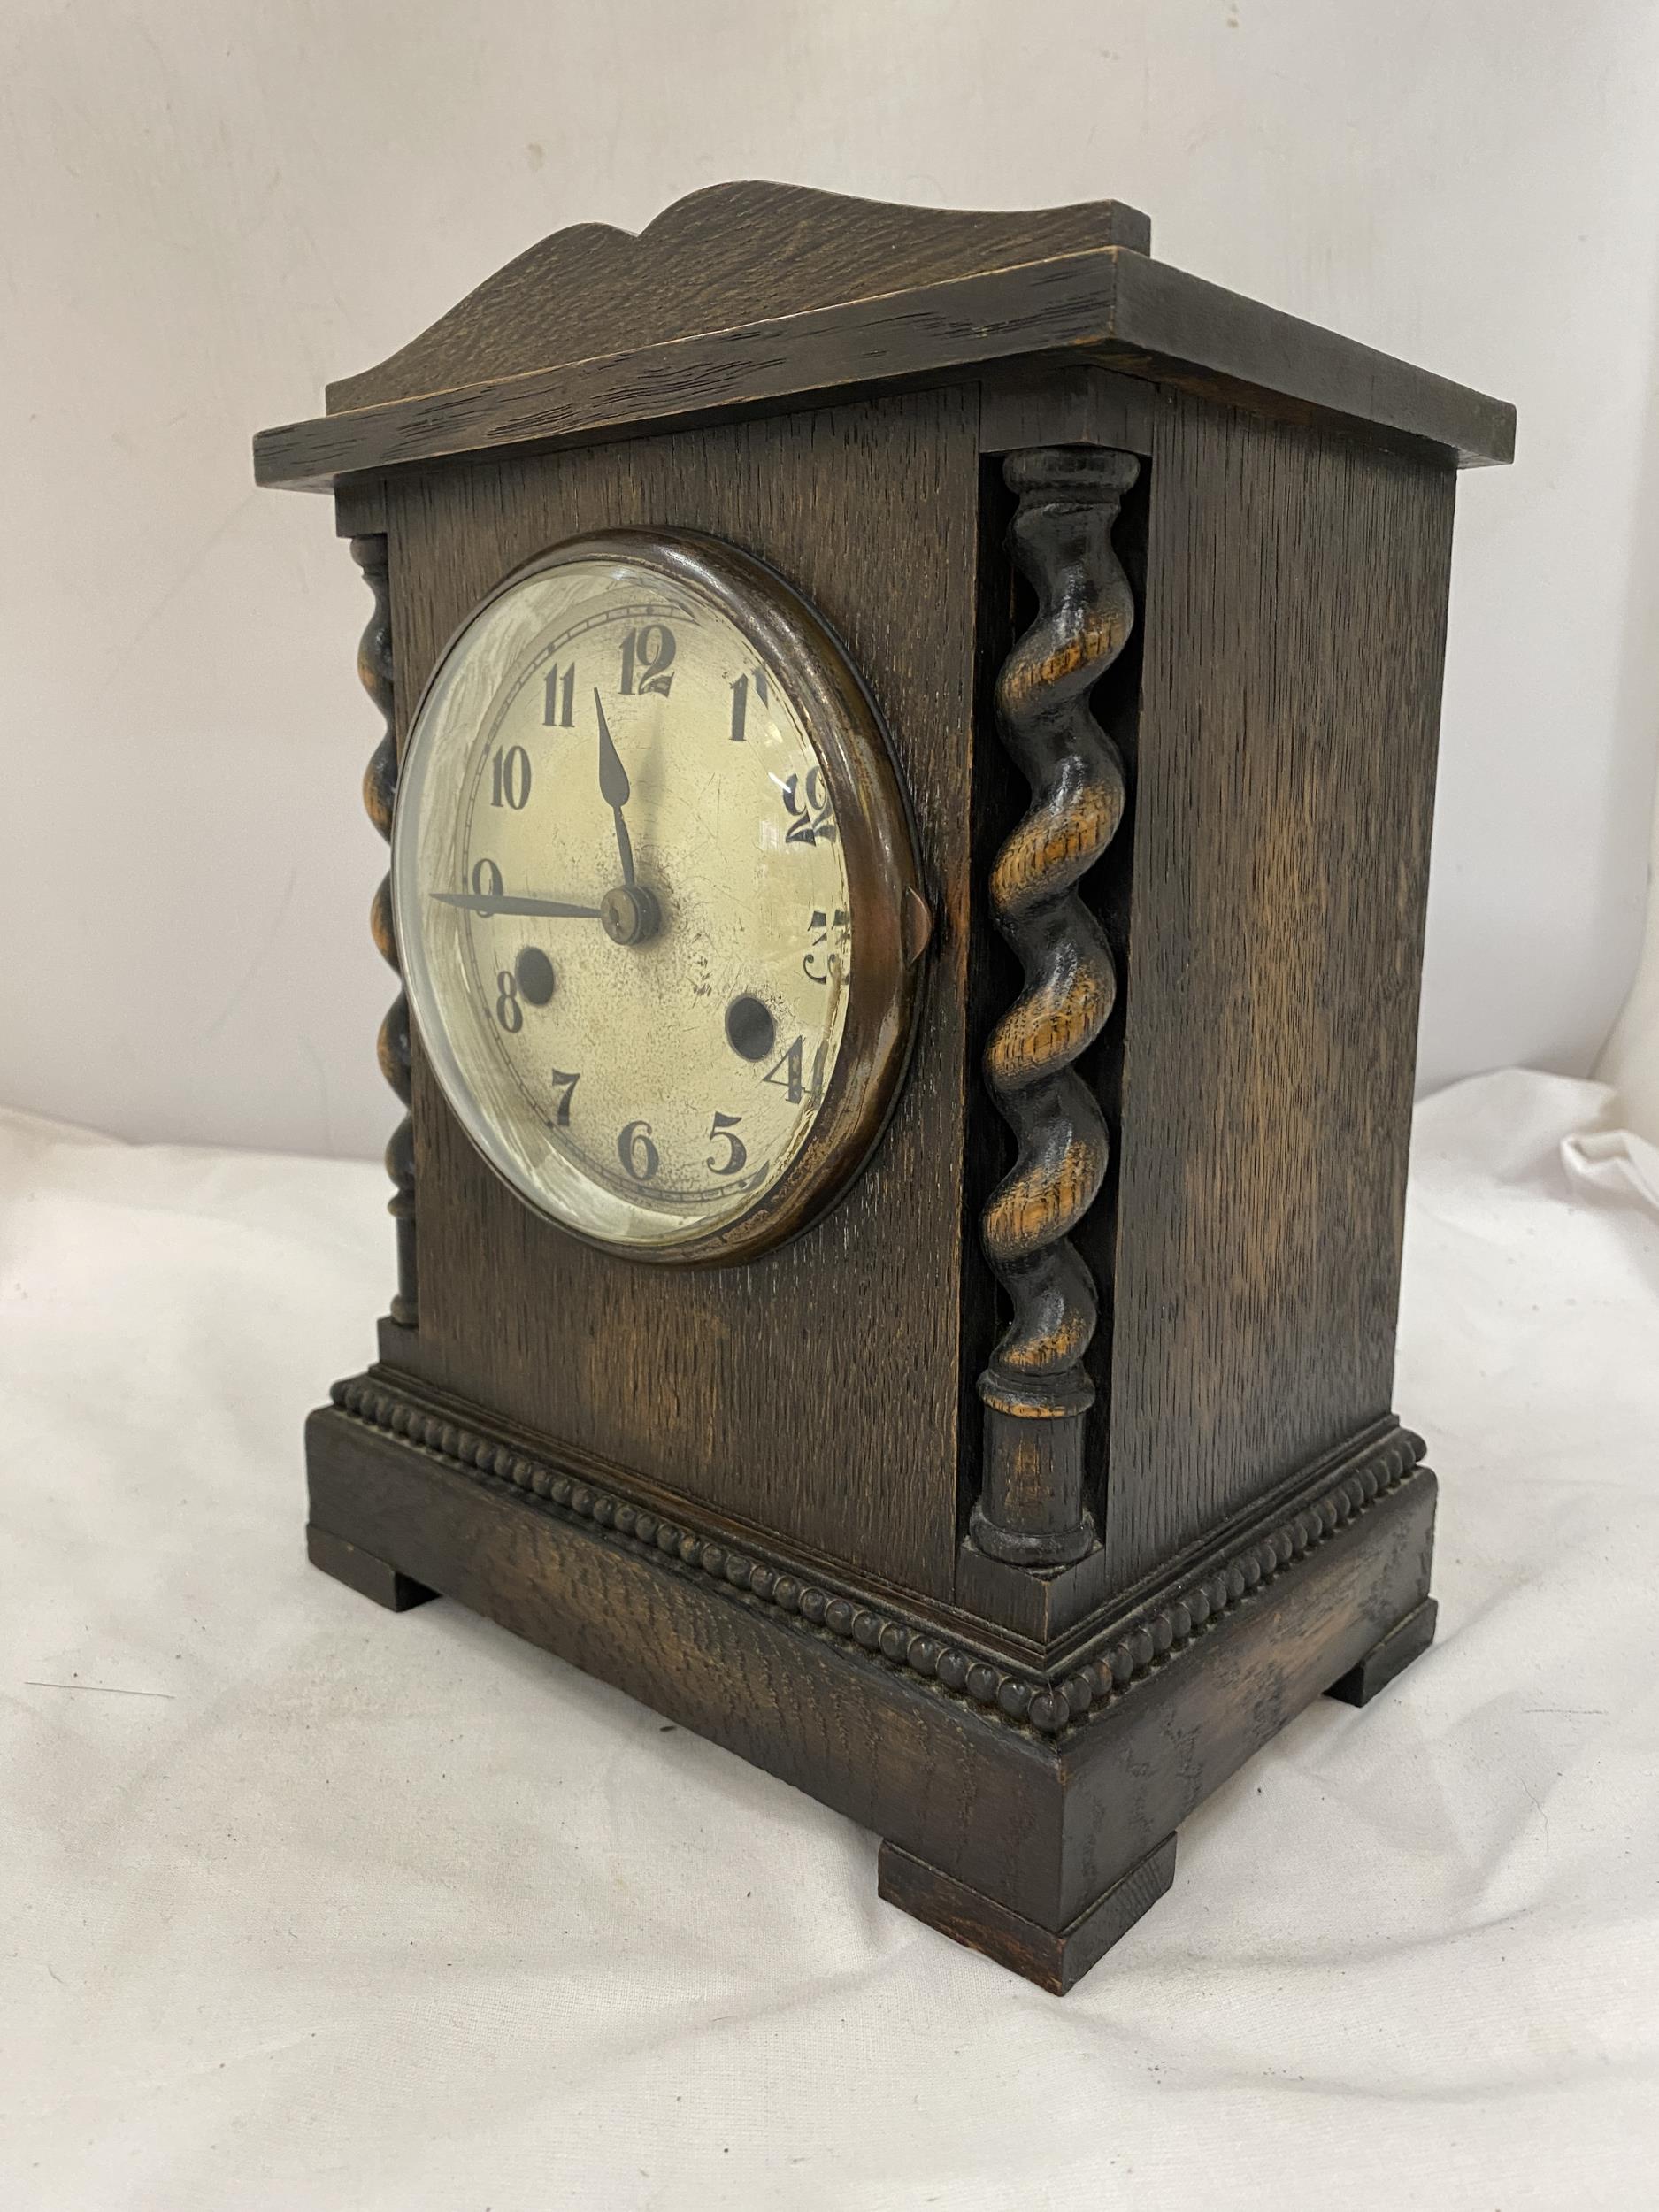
[392, 531, 924, 1261]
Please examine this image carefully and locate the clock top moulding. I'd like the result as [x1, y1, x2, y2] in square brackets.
[258, 182, 1513, 1991]
[254, 180, 1512, 498]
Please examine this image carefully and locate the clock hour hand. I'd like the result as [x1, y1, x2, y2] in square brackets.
[594, 689, 636, 888]
[430, 891, 602, 918]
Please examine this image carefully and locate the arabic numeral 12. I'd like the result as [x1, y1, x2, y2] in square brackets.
[619, 624, 676, 697]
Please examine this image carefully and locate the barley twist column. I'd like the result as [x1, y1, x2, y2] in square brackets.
[971, 448, 1138, 1568]
[351, 534, 418, 1326]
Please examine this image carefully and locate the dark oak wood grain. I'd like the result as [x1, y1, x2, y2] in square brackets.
[325, 1372, 1425, 1726]
[877, 1832, 1176, 1993]
[253, 187, 1511, 495]
[1327, 1596, 1439, 1706]
[1053, 1459, 1436, 1922]
[328, 181, 1153, 411]
[305, 1388, 1436, 1953]
[1100, 395, 1457, 1598]
[260, 183, 1510, 1986]
[305, 1522, 434, 1613]
[979, 364, 1159, 457]
[381, 390, 980, 1605]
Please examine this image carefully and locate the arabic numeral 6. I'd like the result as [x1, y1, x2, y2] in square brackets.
[618, 1119, 660, 1181]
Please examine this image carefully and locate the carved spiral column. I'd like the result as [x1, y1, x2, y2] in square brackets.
[971, 448, 1138, 1568]
[352, 534, 418, 1326]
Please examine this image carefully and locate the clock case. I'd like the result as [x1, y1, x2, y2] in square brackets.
[255, 184, 1513, 1993]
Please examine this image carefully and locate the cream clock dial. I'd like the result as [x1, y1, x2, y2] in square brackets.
[391, 531, 926, 1262]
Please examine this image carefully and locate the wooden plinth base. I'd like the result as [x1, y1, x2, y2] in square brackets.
[305, 1383, 1438, 1991]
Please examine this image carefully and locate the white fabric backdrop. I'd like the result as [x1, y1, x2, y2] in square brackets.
[1599, 815, 1659, 1149]
[4, 1071, 1655, 2209]
[7, 0, 1659, 1158]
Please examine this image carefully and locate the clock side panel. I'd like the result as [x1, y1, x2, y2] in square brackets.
[1102, 391, 1458, 1592]
[378, 390, 979, 1605]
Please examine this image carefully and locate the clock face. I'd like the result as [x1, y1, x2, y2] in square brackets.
[391, 531, 923, 1262]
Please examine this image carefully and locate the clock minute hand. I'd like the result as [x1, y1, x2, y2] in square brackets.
[594, 689, 636, 888]
[430, 891, 602, 918]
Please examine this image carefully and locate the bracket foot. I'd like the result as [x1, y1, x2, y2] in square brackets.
[307, 1523, 436, 1614]
[878, 1832, 1176, 1993]
[1325, 1597, 1437, 1707]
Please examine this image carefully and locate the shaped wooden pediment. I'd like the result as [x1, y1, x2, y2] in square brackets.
[254, 180, 1512, 492]
[326, 180, 1152, 413]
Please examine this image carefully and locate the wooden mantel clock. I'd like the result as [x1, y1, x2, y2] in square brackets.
[254, 183, 1512, 1991]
